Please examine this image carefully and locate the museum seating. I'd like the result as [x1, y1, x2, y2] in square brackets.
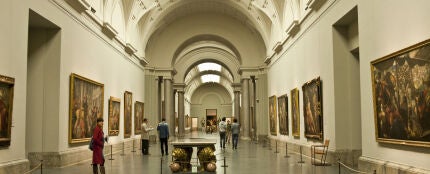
[311, 139, 330, 166]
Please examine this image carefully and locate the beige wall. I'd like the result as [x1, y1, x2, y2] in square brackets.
[0, 0, 146, 166]
[358, 0, 430, 170]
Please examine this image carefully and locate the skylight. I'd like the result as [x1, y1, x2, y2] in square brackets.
[201, 74, 220, 83]
[198, 62, 221, 72]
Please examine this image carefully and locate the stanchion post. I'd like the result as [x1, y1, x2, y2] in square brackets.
[274, 140, 279, 153]
[131, 138, 136, 152]
[40, 160, 43, 174]
[160, 157, 163, 174]
[284, 143, 290, 158]
[221, 156, 228, 167]
[297, 146, 305, 163]
[268, 138, 272, 150]
[338, 160, 341, 174]
[109, 144, 114, 160]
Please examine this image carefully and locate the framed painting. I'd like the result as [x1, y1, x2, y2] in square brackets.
[269, 95, 277, 136]
[0, 75, 14, 147]
[302, 77, 323, 140]
[108, 97, 120, 136]
[124, 91, 132, 138]
[134, 101, 144, 135]
[291, 88, 300, 138]
[277, 94, 289, 136]
[371, 39, 430, 147]
[69, 73, 104, 143]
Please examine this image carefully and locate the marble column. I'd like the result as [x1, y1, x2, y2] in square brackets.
[249, 77, 255, 140]
[241, 78, 250, 140]
[157, 76, 163, 122]
[164, 78, 175, 136]
[234, 91, 240, 121]
[178, 90, 185, 137]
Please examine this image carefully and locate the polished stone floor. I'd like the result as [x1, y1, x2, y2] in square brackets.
[31, 131, 353, 174]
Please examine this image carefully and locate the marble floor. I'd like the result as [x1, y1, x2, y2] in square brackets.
[31, 132, 353, 174]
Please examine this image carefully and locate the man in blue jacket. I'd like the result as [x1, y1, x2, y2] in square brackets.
[157, 118, 169, 156]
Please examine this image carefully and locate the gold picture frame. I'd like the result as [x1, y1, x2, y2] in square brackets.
[277, 94, 288, 136]
[371, 39, 430, 147]
[302, 77, 323, 140]
[291, 88, 300, 138]
[68, 73, 104, 143]
[0, 75, 14, 147]
[134, 101, 144, 135]
[108, 96, 120, 136]
[269, 95, 277, 136]
[124, 91, 132, 138]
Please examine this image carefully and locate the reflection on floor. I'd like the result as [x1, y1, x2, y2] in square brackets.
[32, 131, 352, 174]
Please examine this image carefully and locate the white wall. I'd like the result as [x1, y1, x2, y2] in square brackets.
[358, 0, 430, 170]
[0, 0, 146, 165]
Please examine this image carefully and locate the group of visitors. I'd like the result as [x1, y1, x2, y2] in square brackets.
[90, 117, 170, 174]
[91, 116, 239, 173]
[218, 117, 240, 150]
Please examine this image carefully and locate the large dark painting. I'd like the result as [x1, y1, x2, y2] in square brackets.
[291, 88, 300, 138]
[269, 95, 277, 136]
[134, 101, 144, 135]
[278, 95, 289, 135]
[69, 73, 104, 143]
[0, 75, 14, 147]
[371, 39, 430, 147]
[124, 91, 132, 138]
[302, 77, 323, 140]
[108, 96, 120, 136]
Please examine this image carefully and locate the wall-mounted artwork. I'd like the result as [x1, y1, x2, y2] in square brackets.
[124, 91, 132, 138]
[134, 101, 144, 135]
[302, 77, 323, 140]
[277, 95, 289, 136]
[0, 75, 14, 147]
[69, 73, 104, 143]
[108, 97, 120, 136]
[269, 95, 277, 136]
[371, 39, 430, 147]
[291, 88, 300, 138]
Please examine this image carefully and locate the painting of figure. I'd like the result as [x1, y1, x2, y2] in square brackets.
[69, 73, 104, 143]
[108, 97, 120, 136]
[302, 77, 323, 140]
[371, 39, 430, 147]
[0, 75, 14, 147]
[124, 91, 132, 138]
[278, 95, 289, 136]
[269, 95, 277, 136]
[134, 101, 144, 135]
[291, 88, 300, 138]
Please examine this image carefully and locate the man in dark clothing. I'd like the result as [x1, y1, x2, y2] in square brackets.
[157, 118, 169, 156]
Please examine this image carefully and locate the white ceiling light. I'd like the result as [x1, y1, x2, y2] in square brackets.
[201, 74, 220, 83]
[198, 62, 221, 72]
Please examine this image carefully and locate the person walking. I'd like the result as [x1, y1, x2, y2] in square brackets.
[141, 118, 154, 155]
[92, 117, 107, 174]
[218, 117, 227, 149]
[231, 118, 240, 150]
[226, 120, 232, 144]
[157, 118, 169, 156]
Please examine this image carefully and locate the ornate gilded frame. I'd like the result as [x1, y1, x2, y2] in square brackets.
[277, 94, 289, 136]
[108, 96, 120, 136]
[134, 101, 144, 135]
[68, 73, 104, 143]
[0, 74, 14, 147]
[371, 39, 430, 147]
[269, 95, 277, 136]
[302, 77, 323, 140]
[124, 91, 132, 138]
[291, 88, 300, 138]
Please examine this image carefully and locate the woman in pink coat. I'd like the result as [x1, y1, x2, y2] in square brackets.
[92, 117, 106, 174]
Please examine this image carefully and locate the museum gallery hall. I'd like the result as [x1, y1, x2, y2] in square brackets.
[1, 0, 430, 174]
